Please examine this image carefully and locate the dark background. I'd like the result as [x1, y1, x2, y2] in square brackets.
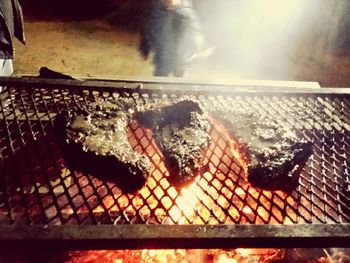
[14, 0, 350, 87]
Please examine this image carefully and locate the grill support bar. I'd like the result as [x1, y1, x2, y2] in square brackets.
[1, 76, 350, 95]
[1, 224, 349, 249]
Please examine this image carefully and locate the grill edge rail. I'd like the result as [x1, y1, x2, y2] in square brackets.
[0, 224, 350, 249]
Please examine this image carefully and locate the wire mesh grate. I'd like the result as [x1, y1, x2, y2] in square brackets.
[0, 83, 349, 226]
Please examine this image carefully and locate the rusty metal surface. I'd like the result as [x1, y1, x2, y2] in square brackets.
[0, 77, 349, 247]
[1, 76, 350, 94]
[1, 224, 350, 249]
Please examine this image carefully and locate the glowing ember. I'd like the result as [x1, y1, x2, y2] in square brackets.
[234, 188, 246, 196]
[217, 254, 238, 263]
[236, 248, 256, 257]
[242, 206, 253, 215]
[66, 248, 338, 262]
[169, 180, 202, 223]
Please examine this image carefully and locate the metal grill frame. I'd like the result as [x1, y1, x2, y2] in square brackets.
[0, 76, 349, 249]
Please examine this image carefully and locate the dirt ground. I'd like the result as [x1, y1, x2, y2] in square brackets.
[12, 1, 350, 87]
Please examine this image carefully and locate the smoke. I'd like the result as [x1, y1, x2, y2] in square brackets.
[194, 0, 346, 80]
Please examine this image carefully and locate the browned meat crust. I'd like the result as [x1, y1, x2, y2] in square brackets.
[54, 100, 151, 194]
[135, 100, 211, 188]
[211, 111, 313, 193]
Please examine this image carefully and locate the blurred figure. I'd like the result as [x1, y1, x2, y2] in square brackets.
[139, 0, 212, 77]
[0, 0, 25, 79]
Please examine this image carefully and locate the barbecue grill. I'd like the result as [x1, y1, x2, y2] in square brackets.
[0, 76, 349, 250]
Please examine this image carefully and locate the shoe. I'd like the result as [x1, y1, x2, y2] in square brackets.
[173, 67, 186, 77]
[188, 45, 215, 62]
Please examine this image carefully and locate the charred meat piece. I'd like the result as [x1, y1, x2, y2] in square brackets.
[211, 111, 313, 192]
[54, 100, 151, 194]
[135, 100, 211, 188]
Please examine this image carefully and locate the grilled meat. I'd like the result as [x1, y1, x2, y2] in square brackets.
[54, 100, 151, 194]
[211, 111, 313, 192]
[135, 100, 211, 188]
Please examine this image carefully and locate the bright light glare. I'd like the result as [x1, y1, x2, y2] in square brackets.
[201, 0, 322, 79]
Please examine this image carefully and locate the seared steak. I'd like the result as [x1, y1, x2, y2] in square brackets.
[135, 100, 211, 188]
[54, 100, 151, 194]
[211, 111, 313, 192]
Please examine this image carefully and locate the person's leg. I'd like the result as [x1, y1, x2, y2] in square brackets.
[154, 65, 172, 76]
[175, 2, 205, 56]
[173, 67, 186, 77]
[173, 2, 214, 72]
[153, 45, 174, 76]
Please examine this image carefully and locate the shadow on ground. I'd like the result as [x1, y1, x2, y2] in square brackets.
[21, 0, 149, 31]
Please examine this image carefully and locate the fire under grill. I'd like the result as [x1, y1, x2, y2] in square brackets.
[0, 77, 349, 249]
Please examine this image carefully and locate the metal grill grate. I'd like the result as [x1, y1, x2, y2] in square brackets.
[0, 78, 349, 229]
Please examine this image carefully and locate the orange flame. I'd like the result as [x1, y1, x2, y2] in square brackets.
[242, 206, 253, 215]
[208, 116, 249, 172]
[217, 254, 238, 263]
[65, 248, 287, 262]
[169, 179, 203, 223]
